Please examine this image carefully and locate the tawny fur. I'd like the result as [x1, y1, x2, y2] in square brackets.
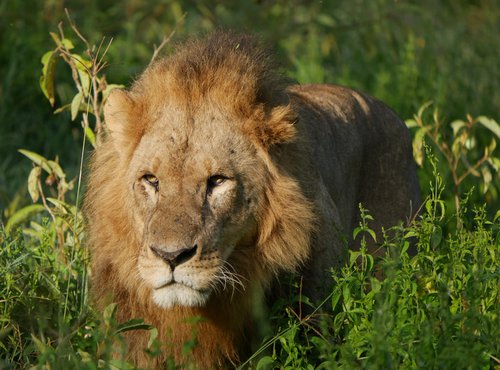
[85, 32, 420, 368]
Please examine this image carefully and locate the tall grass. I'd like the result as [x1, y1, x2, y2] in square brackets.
[1, 4, 499, 368]
[1, 156, 498, 369]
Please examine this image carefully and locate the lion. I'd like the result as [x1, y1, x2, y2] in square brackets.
[85, 32, 420, 368]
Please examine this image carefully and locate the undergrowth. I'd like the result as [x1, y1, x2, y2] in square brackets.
[1, 16, 499, 370]
[1, 160, 498, 369]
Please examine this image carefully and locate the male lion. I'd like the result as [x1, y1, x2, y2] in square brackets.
[85, 32, 420, 368]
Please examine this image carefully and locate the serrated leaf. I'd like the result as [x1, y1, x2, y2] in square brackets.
[40, 50, 57, 106]
[71, 91, 83, 121]
[477, 116, 500, 139]
[5, 204, 46, 233]
[18, 149, 51, 173]
[116, 318, 152, 334]
[27, 166, 41, 203]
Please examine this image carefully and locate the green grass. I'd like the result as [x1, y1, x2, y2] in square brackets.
[1, 164, 498, 369]
[1, 1, 499, 368]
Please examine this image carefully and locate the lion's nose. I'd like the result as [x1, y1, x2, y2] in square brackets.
[150, 244, 198, 269]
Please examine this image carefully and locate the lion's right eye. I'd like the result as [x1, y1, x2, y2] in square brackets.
[142, 174, 159, 190]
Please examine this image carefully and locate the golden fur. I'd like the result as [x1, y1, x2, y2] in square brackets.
[85, 32, 420, 368]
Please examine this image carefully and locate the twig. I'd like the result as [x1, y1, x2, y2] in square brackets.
[148, 12, 187, 66]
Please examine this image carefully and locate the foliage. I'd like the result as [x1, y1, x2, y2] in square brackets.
[1, 2, 499, 369]
[248, 190, 499, 369]
[1, 1, 500, 216]
[407, 103, 499, 221]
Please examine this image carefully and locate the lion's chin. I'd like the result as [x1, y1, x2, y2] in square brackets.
[152, 283, 210, 309]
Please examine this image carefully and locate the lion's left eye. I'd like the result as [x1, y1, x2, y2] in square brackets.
[142, 174, 159, 190]
[207, 175, 227, 189]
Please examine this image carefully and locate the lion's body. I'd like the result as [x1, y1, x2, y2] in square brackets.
[85, 33, 420, 368]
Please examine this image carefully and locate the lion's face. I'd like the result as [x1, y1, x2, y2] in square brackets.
[125, 106, 266, 308]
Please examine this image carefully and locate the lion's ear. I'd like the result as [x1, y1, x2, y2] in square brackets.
[104, 89, 133, 139]
[257, 105, 298, 147]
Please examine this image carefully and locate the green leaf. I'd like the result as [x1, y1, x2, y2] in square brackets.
[103, 303, 118, 328]
[480, 167, 492, 194]
[115, 318, 152, 334]
[61, 38, 74, 50]
[107, 359, 136, 370]
[103, 84, 125, 101]
[5, 204, 46, 233]
[417, 101, 433, 118]
[46, 197, 70, 214]
[30, 334, 49, 354]
[353, 226, 362, 240]
[47, 160, 65, 179]
[405, 118, 418, 128]
[412, 127, 427, 166]
[78, 69, 91, 97]
[450, 120, 466, 136]
[85, 126, 96, 147]
[71, 53, 93, 71]
[256, 356, 276, 370]
[331, 287, 342, 310]
[18, 149, 51, 173]
[431, 226, 442, 248]
[148, 327, 158, 349]
[40, 50, 57, 106]
[367, 229, 377, 242]
[477, 116, 500, 139]
[53, 103, 71, 114]
[27, 166, 41, 203]
[486, 137, 497, 156]
[71, 91, 83, 121]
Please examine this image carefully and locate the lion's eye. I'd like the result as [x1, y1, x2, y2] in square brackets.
[142, 174, 159, 190]
[207, 175, 227, 189]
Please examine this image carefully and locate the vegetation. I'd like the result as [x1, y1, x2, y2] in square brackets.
[1, 1, 499, 369]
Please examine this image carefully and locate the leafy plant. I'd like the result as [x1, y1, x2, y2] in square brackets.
[407, 103, 499, 223]
[1, 6, 499, 369]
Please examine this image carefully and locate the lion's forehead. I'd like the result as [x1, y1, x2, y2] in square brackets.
[128, 131, 243, 187]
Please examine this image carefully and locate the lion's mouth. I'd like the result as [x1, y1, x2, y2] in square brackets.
[154, 280, 204, 293]
[152, 281, 211, 308]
